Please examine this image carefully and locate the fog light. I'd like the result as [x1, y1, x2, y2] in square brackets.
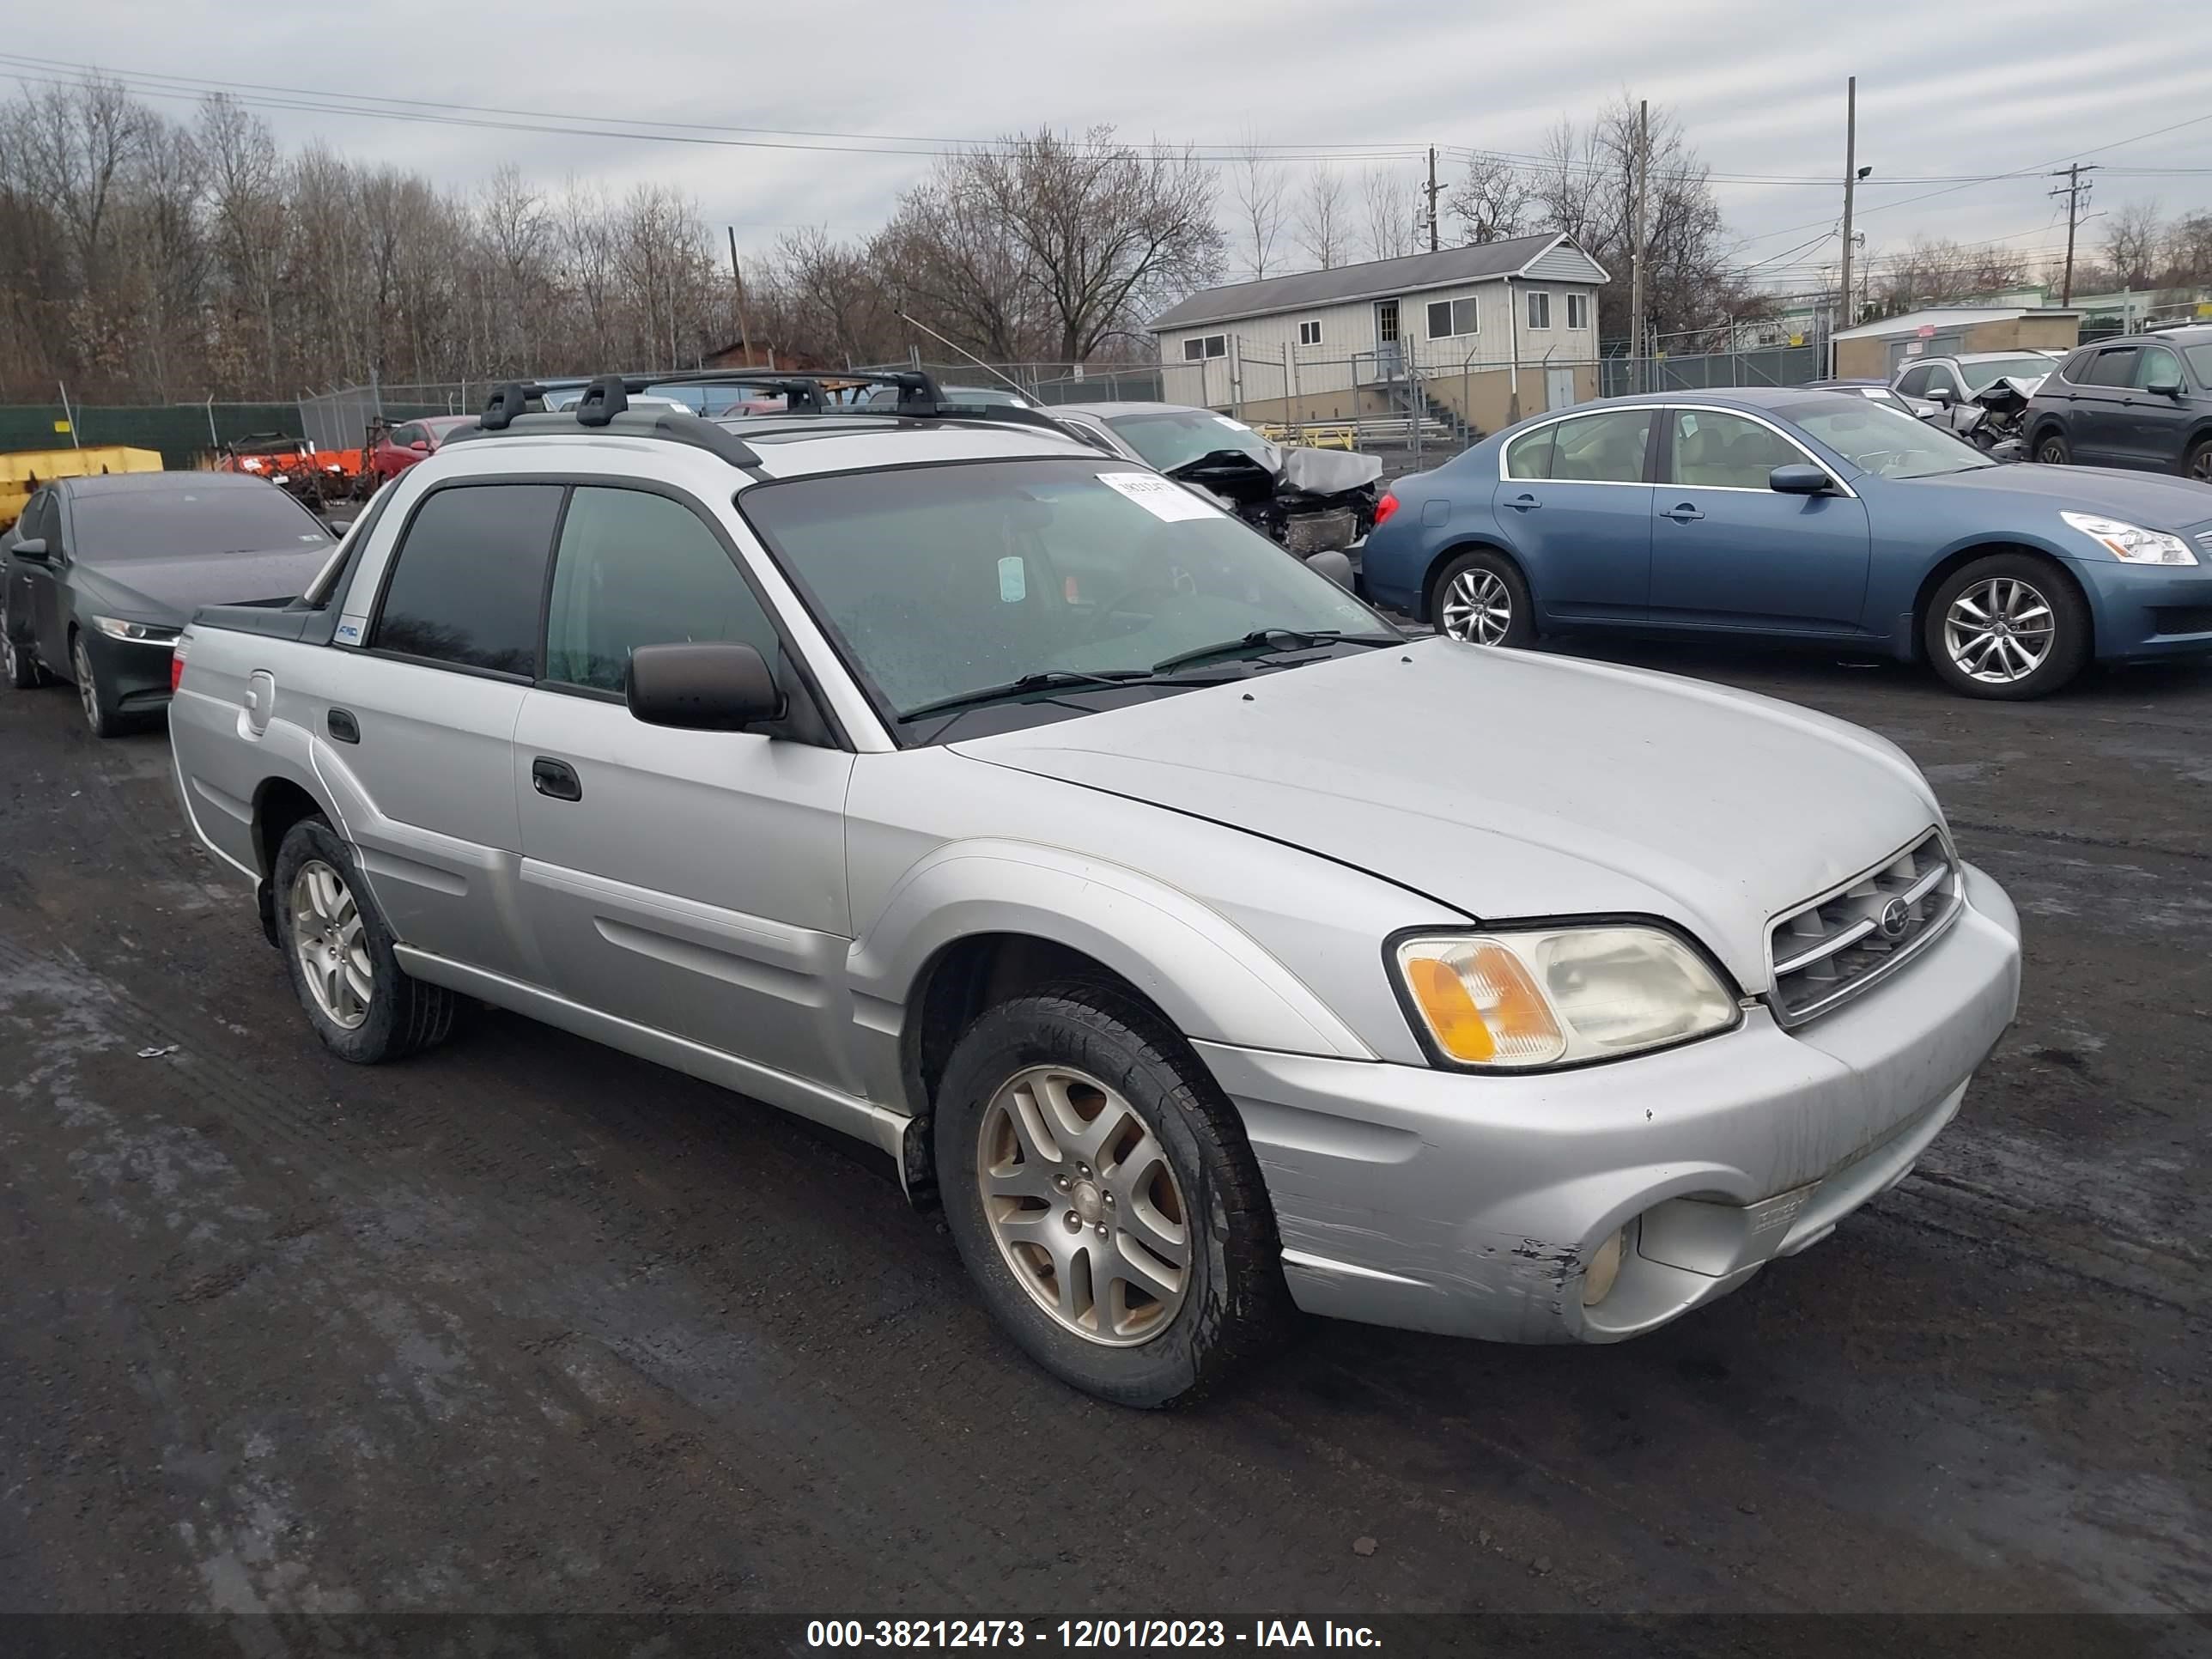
[1582, 1228, 1625, 1307]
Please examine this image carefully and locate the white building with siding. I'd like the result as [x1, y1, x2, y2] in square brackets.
[1148, 232, 1610, 431]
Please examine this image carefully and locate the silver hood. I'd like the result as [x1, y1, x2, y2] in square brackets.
[951, 639, 1943, 989]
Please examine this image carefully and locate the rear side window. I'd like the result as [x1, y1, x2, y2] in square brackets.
[1547, 408, 1654, 483]
[372, 483, 562, 676]
[543, 487, 781, 693]
[2085, 349, 2139, 387]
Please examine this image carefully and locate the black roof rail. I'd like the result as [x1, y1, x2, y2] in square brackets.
[449, 382, 763, 467]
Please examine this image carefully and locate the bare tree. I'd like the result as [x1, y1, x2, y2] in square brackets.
[1358, 167, 1423, 262]
[1448, 152, 1531, 245]
[198, 94, 287, 390]
[2164, 211, 2212, 287]
[1296, 163, 1347, 270]
[876, 157, 1041, 361]
[2101, 199, 2164, 290]
[965, 127, 1223, 362]
[1874, 235, 2030, 313]
[1228, 139, 1290, 279]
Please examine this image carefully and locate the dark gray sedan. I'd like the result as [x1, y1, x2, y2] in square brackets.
[3, 471, 336, 737]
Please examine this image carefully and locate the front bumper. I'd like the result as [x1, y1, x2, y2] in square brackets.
[79, 625, 177, 712]
[2071, 556, 2212, 662]
[1195, 863, 2021, 1345]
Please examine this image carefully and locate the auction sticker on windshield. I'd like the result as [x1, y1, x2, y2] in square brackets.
[1097, 470, 1218, 522]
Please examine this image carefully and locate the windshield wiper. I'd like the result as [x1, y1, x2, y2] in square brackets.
[896, 669, 1162, 723]
[1149, 628, 1402, 674]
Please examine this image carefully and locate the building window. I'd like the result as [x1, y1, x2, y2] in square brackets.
[1565, 292, 1589, 330]
[1182, 334, 1228, 362]
[1424, 297, 1479, 339]
[1527, 290, 1553, 330]
[1297, 319, 1323, 347]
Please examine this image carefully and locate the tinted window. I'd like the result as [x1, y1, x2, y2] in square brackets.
[1669, 410, 1810, 489]
[1894, 365, 1931, 398]
[2185, 343, 2212, 386]
[544, 487, 780, 693]
[2058, 349, 2097, 384]
[1547, 408, 1652, 483]
[2085, 349, 2139, 387]
[373, 483, 562, 675]
[2134, 345, 2184, 390]
[1503, 423, 1556, 479]
[1929, 365, 1966, 397]
[69, 483, 332, 561]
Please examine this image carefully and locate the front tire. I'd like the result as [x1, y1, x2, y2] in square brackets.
[2034, 430, 2070, 466]
[272, 816, 457, 1064]
[70, 630, 123, 737]
[2186, 439, 2212, 484]
[1925, 554, 2090, 700]
[933, 984, 1291, 1407]
[1431, 549, 1534, 647]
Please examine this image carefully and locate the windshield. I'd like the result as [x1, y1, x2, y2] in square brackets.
[1961, 356, 2054, 392]
[1103, 410, 1276, 474]
[741, 459, 1382, 721]
[1788, 398, 1996, 480]
[72, 485, 333, 560]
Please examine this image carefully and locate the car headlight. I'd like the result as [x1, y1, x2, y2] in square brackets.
[2060, 512, 2197, 566]
[1395, 926, 1739, 1070]
[92, 616, 181, 645]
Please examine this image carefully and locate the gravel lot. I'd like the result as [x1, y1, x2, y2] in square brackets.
[1, 637, 2206, 1640]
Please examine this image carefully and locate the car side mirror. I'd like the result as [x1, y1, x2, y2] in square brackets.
[9, 536, 48, 562]
[1769, 465, 1832, 495]
[409, 439, 429, 452]
[2146, 380, 2185, 398]
[1924, 386, 1954, 406]
[627, 641, 784, 731]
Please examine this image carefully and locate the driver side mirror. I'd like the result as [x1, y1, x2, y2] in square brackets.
[9, 536, 48, 562]
[627, 641, 784, 731]
[409, 438, 429, 452]
[2146, 379, 2185, 398]
[1924, 386, 1954, 406]
[1769, 465, 1833, 495]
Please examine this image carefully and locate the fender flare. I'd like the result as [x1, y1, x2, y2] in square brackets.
[848, 838, 1376, 1062]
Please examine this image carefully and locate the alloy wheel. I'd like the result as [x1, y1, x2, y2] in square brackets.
[1943, 575, 2055, 686]
[975, 1064, 1191, 1347]
[1441, 568, 1513, 644]
[2191, 448, 2212, 483]
[2038, 440, 2067, 465]
[290, 859, 374, 1030]
[72, 638, 100, 731]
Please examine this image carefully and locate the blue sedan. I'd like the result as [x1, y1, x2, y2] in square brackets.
[1360, 387, 2212, 698]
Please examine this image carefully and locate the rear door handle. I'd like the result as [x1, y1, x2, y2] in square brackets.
[1662, 503, 1705, 523]
[531, 757, 581, 802]
[1506, 493, 1541, 512]
[326, 708, 359, 744]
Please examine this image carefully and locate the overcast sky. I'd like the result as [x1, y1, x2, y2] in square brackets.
[9, 0, 2212, 289]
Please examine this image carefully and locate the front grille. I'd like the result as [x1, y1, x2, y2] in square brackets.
[1767, 828, 1961, 1028]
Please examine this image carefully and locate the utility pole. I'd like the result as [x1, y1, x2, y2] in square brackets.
[1838, 76, 1857, 358]
[726, 226, 754, 364]
[2047, 164, 2098, 306]
[1425, 147, 1440, 252]
[1628, 99, 1648, 393]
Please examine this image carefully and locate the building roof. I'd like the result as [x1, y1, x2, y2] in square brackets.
[1832, 306, 2078, 343]
[1148, 233, 1605, 332]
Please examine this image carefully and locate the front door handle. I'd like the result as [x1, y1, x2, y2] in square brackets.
[531, 757, 581, 802]
[1506, 493, 1542, 512]
[1662, 503, 1705, 523]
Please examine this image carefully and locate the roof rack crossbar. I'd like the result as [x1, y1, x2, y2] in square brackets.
[447, 389, 763, 467]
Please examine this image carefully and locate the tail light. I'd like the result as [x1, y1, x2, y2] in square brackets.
[1373, 491, 1401, 528]
[170, 633, 190, 693]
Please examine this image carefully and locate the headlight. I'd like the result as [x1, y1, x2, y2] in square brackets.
[2060, 512, 2197, 566]
[92, 617, 180, 645]
[1395, 926, 1738, 1070]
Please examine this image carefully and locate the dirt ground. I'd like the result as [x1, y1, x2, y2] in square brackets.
[0, 635, 2205, 1650]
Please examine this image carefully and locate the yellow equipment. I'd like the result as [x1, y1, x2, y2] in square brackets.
[1, 447, 164, 532]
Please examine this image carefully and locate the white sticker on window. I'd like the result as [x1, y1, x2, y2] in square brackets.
[1096, 471, 1217, 522]
[998, 556, 1027, 602]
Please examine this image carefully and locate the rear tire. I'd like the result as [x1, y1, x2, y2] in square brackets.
[2034, 430, 2070, 466]
[3, 617, 46, 689]
[933, 982, 1291, 1407]
[1431, 549, 1535, 647]
[272, 816, 458, 1064]
[70, 630, 123, 737]
[1924, 553, 2090, 701]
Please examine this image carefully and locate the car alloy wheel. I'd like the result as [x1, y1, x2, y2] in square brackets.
[72, 636, 102, 732]
[2190, 445, 2212, 483]
[1440, 568, 1513, 644]
[2038, 438, 2068, 465]
[975, 1063, 1191, 1347]
[289, 858, 374, 1030]
[1943, 575, 2055, 685]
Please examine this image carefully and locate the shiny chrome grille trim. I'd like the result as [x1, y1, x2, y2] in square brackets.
[1767, 827, 1963, 1029]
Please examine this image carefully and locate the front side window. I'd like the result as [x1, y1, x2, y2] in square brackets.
[2184, 343, 2212, 386]
[1668, 410, 1813, 489]
[1527, 290, 1552, 330]
[1893, 364, 1931, 398]
[544, 487, 781, 694]
[2085, 348, 2139, 387]
[1929, 365, 1966, 398]
[391, 423, 422, 447]
[372, 483, 562, 675]
[740, 459, 1380, 724]
[1545, 407, 1652, 482]
[2134, 345, 2184, 390]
